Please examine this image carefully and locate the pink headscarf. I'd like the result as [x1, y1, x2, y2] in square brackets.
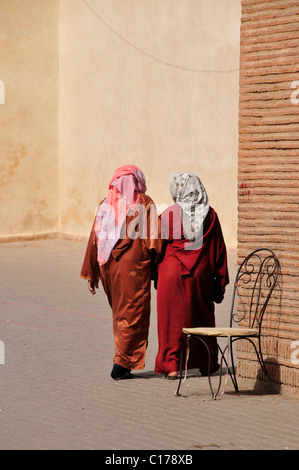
[95, 165, 147, 265]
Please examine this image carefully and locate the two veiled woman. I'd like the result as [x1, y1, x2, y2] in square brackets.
[154, 172, 229, 378]
[81, 166, 229, 381]
[81, 165, 164, 380]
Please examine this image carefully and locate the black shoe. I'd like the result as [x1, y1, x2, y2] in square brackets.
[111, 364, 132, 380]
[200, 363, 220, 377]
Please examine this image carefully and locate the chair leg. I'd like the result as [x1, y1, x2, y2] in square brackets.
[176, 335, 218, 400]
[257, 337, 277, 390]
[208, 339, 240, 395]
[196, 337, 217, 400]
[213, 340, 239, 397]
[175, 336, 190, 397]
[229, 337, 269, 393]
[229, 338, 239, 393]
[235, 337, 277, 392]
[227, 336, 275, 394]
[176, 335, 276, 398]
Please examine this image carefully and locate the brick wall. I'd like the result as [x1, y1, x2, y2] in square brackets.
[238, 0, 299, 390]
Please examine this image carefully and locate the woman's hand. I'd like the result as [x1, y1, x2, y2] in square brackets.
[88, 280, 98, 295]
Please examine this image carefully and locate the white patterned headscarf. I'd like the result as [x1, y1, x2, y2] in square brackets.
[169, 172, 210, 241]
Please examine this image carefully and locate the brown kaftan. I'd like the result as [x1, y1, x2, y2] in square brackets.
[81, 194, 164, 370]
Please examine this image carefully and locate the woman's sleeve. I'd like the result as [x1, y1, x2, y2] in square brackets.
[80, 219, 100, 284]
[214, 215, 230, 287]
[144, 200, 166, 263]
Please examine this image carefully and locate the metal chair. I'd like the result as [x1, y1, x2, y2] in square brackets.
[175, 248, 280, 400]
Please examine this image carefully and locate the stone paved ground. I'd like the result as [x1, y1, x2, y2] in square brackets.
[0, 239, 299, 451]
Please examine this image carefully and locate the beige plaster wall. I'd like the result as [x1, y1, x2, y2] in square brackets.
[0, 1, 240, 244]
[59, 0, 241, 245]
[0, 0, 59, 239]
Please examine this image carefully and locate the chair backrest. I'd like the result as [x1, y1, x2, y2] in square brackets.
[230, 248, 280, 331]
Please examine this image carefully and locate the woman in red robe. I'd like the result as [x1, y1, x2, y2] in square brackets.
[154, 172, 229, 378]
[81, 165, 164, 380]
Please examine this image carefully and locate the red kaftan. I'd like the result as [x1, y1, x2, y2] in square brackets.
[154, 204, 229, 375]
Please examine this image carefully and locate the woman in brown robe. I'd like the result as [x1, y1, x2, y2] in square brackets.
[81, 165, 164, 380]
